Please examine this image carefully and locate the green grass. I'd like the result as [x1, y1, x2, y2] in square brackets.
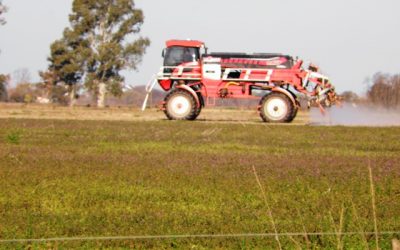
[0, 118, 400, 249]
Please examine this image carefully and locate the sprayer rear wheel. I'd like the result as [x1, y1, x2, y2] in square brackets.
[164, 89, 198, 120]
[259, 93, 295, 123]
[286, 107, 298, 122]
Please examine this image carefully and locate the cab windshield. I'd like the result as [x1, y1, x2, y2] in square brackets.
[164, 46, 200, 67]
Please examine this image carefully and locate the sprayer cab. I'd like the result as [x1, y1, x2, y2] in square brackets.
[162, 40, 205, 67]
[158, 40, 205, 91]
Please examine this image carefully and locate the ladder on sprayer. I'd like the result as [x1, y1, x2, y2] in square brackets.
[141, 74, 158, 111]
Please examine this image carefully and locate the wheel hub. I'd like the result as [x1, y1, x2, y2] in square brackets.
[168, 95, 191, 117]
[264, 97, 288, 120]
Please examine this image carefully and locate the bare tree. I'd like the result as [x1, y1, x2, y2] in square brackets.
[7, 69, 36, 103]
[367, 72, 400, 108]
[13, 68, 32, 86]
[341, 91, 359, 103]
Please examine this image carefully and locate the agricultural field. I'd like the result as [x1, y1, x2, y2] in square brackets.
[0, 103, 309, 124]
[0, 105, 400, 249]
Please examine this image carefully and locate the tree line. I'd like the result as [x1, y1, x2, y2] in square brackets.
[0, 0, 150, 107]
[367, 73, 400, 108]
[2, 0, 400, 109]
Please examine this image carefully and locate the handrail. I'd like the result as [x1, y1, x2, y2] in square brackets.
[141, 74, 158, 111]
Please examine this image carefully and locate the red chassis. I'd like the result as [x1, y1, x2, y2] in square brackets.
[148, 39, 338, 123]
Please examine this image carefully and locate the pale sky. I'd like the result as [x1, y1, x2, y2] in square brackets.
[0, 0, 399, 95]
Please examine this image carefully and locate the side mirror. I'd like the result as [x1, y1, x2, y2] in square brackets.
[161, 49, 166, 58]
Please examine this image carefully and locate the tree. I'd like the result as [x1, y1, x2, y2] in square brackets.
[0, 0, 6, 26]
[8, 69, 37, 103]
[340, 91, 359, 103]
[44, 34, 86, 106]
[367, 72, 400, 108]
[65, 0, 150, 107]
[0, 74, 9, 102]
[8, 83, 37, 103]
[0, 1, 8, 101]
[13, 68, 32, 85]
[38, 70, 69, 105]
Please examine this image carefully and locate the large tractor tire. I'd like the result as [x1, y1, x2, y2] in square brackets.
[259, 92, 296, 123]
[287, 107, 298, 122]
[164, 89, 200, 120]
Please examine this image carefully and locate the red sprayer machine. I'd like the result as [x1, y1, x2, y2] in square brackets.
[142, 40, 338, 123]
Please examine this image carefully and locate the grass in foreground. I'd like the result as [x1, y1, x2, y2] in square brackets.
[0, 118, 400, 249]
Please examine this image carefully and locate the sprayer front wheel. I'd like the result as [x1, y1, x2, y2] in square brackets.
[259, 93, 295, 123]
[164, 89, 198, 120]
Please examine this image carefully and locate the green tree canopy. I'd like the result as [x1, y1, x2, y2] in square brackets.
[42, 35, 87, 106]
[70, 0, 151, 68]
[0, 74, 9, 102]
[47, 35, 86, 87]
[52, 0, 150, 107]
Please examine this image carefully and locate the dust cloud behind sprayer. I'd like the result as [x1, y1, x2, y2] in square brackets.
[310, 103, 400, 126]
